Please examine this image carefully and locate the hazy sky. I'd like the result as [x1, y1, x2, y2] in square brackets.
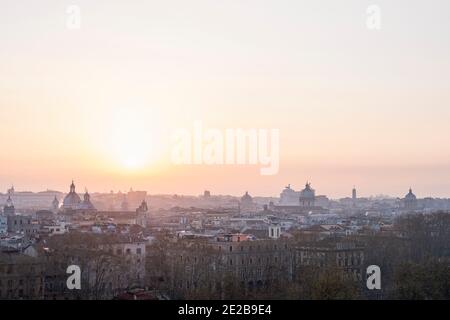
[1, 0, 450, 198]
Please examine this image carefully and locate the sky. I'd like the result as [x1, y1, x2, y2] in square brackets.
[0, 0, 450, 198]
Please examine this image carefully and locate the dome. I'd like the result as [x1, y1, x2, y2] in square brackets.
[404, 188, 416, 200]
[63, 192, 82, 208]
[78, 191, 96, 211]
[300, 182, 315, 199]
[62, 181, 81, 210]
[241, 191, 253, 203]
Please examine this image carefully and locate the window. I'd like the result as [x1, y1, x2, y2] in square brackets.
[126, 248, 131, 255]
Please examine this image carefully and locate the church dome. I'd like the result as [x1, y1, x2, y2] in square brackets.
[62, 181, 81, 210]
[404, 188, 416, 200]
[78, 191, 96, 211]
[300, 182, 315, 199]
[241, 191, 253, 203]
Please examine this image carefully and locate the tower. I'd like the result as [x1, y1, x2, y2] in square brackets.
[136, 200, 149, 228]
[3, 195, 15, 216]
[52, 196, 60, 213]
[70, 180, 76, 193]
[352, 186, 357, 200]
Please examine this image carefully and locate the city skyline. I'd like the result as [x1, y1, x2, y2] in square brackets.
[0, 179, 443, 200]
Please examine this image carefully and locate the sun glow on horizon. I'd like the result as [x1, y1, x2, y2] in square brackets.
[91, 104, 168, 173]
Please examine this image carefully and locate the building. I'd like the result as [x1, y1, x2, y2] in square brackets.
[0, 251, 45, 299]
[78, 190, 97, 213]
[40, 233, 147, 299]
[127, 189, 147, 209]
[3, 196, 15, 216]
[121, 195, 129, 211]
[7, 215, 39, 237]
[136, 200, 149, 228]
[295, 241, 365, 281]
[61, 181, 82, 212]
[163, 235, 293, 299]
[268, 224, 281, 239]
[403, 188, 418, 210]
[270, 182, 328, 215]
[60, 181, 96, 214]
[240, 192, 258, 214]
[41, 222, 69, 236]
[0, 215, 7, 234]
[51, 196, 59, 213]
[299, 182, 315, 207]
[279, 184, 299, 205]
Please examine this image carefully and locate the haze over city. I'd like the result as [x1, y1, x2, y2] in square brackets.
[1, 0, 450, 306]
[1, 0, 450, 198]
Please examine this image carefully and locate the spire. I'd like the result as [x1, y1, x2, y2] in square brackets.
[84, 188, 90, 201]
[70, 180, 76, 193]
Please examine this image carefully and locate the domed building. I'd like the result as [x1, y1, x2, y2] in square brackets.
[61, 181, 82, 212]
[3, 195, 15, 216]
[240, 191, 258, 214]
[299, 182, 315, 207]
[270, 182, 327, 214]
[403, 188, 417, 210]
[61, 181, 97, 214]
[78, 190, 97, 212]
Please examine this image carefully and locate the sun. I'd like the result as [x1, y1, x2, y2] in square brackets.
[94, 104, 166, 172]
